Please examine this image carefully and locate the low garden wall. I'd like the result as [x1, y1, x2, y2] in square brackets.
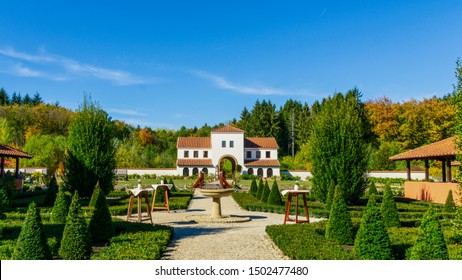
[282, 170, 426, 181]
[404, 181, 461, 206]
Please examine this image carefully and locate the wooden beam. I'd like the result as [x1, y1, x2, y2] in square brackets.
[442, 159, 446, 183]
[406, 160, 411, 181]
[447, 159, 452, 182]
[424, 159, 429, 181]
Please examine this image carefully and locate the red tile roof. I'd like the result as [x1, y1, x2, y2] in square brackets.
[244, 159, 280, 167]
[177, 159, 213, 166]
[244, 137, 279, 149]
[389, 136, 459, 161]
[0, 144, 33, 158]
[211, 125, 244, 133]
[177, 137, 211, 148]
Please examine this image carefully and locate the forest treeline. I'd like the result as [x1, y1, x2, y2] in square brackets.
[0, 86, 456, 174]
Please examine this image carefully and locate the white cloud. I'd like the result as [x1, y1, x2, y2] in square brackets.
[12, 63, 68, 81]
[107, 108, 147, 117]
[0, 47, 153, 85]
[191, 70, 287, 95]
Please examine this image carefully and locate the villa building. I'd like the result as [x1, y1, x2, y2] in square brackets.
[176, 125, 280, 178]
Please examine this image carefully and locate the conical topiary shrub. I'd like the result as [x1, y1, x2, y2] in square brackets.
[381, 183, 400, 228]
[325, 186, 355, 245]
[12, 202, 51, 260]
[267, 180, 283, 205]
[89, 182, 102, 208]
[409, 207, 449, 260]
[51, 185, 70, 224]
[43, 175, 59, 207]
[0, 188, 9, 219]
[59, 191, 92, 260]
[367, 181, 378, 196]
[89, 186, 114, 243]
[249, 178, 258, 195]
[443, 190, 456, 212]
[256, 178, 264, 200]
[353, 195, 393, 260]
[260, 180, 271, 203]
[168, 178, 177, 192]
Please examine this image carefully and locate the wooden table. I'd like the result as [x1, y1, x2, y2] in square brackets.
[126, 189, 153, 223]
[151, 184, 173, 212]
[282, 190, 310, 224]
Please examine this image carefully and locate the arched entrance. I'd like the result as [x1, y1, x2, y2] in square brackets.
[183, 168, 189, 177]
[202, 167, 208, 174]
[257, 168, 263, 178]
[267, 168, 273, 178]
[218, 155, 238, 178]
[247, 168, 254, 175]
[192, 167, 199, 176]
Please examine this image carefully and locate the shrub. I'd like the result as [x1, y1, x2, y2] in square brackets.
[367, 181, 378, 196]
[267, 180, 283, 205]
[409, 207, 449, 260]
[325, 187, 355, 245]
[381, 183, 400, 228]
[59, 192, 92, 260]
[0, 188, 9, 219]
[43, 175, 59, 207]
[50, 185, 70, 224]
[89, 182, 102, 208]
[450, 207, 462, 244]
[168, 178, 177, 192]
[249, 178, 258, 195]
[256, 178, 264, 200]
[12, 202, 51, 260]
[443, 190, 456, 212]
[261, 180, 271, 203]
[88, 185, 114, 243]
[353, 195, 393, 259]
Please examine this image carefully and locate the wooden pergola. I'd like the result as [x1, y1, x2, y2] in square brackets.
[389, 136, 458, 182]
[0, 144, 33, 179]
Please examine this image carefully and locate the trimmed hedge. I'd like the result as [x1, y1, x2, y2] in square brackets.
[381, 183, 400, 228]
[43, 175, 59, 207]
[260, 180, 270, 203]
[325, 187, 354, 245]
[50, 186, 70, 224]
[249, 178, 258, 195]
[353, 195, 393, 260]
[89, 186, 114, 243]
[443, 190, 456, 213]
[266, 221, 354, 260]
[11, 202, 51, 260]
[267, 180, 283, 206]
[256, 179, 264, 200]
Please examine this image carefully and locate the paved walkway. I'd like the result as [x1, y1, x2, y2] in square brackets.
[137, 190, 322, 260]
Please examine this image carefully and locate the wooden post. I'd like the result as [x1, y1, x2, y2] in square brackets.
[15, 158, 20, 179]
[0, 156, 4, 178]
[406, 160, 411, 181]
[447, 159, 452, 182]
[441, 159, 446, 182]
[424, 159, 429, 181]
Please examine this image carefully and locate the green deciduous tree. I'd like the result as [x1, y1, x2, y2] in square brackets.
[63, 96, 116, 198]
[325, 187, 355, 245]
[409, 207, 449, 260]
[59, 191, 92, 260]
[381, 183, 400, 228]
[12, 202, 51, 260]
[309, 89, 371, 204]
[353, 195, 393, 260]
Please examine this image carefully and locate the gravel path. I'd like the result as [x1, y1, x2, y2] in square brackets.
[135, 190, 322, 260]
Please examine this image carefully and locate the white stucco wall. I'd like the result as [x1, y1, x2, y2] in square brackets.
[211, 131, 244, 168]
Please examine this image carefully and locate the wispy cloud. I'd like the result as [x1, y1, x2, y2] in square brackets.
[11, 63, 68, 81]
[191, 70, 286, 95]
[0, 47, 153, 85]
[107, 108, 147, 117]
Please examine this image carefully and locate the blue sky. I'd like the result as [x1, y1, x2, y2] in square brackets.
[0, 1, 461, 129]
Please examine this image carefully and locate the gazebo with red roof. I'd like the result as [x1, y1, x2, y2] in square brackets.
[0, 143, 33, 180]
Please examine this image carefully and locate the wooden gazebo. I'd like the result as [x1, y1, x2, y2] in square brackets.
[0, 144, 33, 180]
[389, 136, 461, 205]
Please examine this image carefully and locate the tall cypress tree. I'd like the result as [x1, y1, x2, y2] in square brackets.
[59, 192, 92, 260]
[12, 202, 51, 260]
[63, 96, 116, 198]
[353, 195, 393, 260]
[309, 89, 371, 204]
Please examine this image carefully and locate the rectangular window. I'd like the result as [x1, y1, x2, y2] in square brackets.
[203, 151, 208, 158]
[184, 151, 189, 158]
[193, 151, 199, 158]
[266, 151, 271, 158]
[222, 141, 226, 148]
[230, 140, 234, 148]
[256, 151, 261, 159]
[246, 151, 252, 159]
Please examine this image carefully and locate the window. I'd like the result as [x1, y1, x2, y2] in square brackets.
[246, 151, 252, 159]
[193, 151, 199, 158]
[202, 167, 208, 174]
[247, 168, 254, 175]
[257, 168, 263, 177]
[222, 141, 226, 148]
[256, 151, 261, 159]
[203, 151, 208, 158]
[266, 151, 271, 158]
[183, 168, 189, 177]
[184, 151, 189, 158]
[230, 140, 234, 148]
[267, 168, 273, 178]
[192, 167, 199, 175]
